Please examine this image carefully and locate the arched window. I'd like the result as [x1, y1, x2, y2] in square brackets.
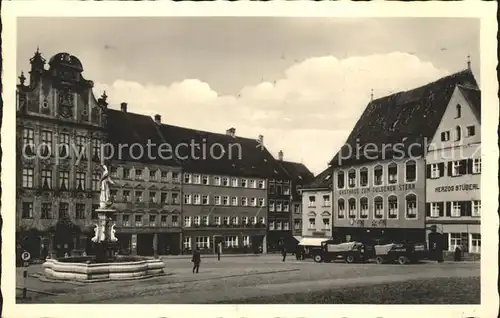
[455, 126, 462, 141]
[388, 162, 398, 184]
[388, 195, 398, 219]
[337, 170, 345, 189]
[360, 167, 369, 187]
[348, 198, 356, 219]
[456, 104, 462, 118]
[360, 197, 368, 219]
[406, 194, 417, 219]
[338, 199, 345, 219]
[374, 196, 384, 219]
[405, 160, 417, 183]
[348, 169, 356, 188]
[373, 165, 383, 186]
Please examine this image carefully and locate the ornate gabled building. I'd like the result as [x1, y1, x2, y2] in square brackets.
[16, 50, 108, 258]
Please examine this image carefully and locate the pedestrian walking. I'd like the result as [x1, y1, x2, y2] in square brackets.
[454, 246, 462, 262]
[281, 246, 287, 262]
[192, 246, 201, 273]
[217, 242, 221, 261]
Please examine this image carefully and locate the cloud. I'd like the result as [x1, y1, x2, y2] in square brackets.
[95, 52, 448, 175]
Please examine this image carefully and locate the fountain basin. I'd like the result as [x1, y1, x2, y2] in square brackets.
[42, 255, 166, 282]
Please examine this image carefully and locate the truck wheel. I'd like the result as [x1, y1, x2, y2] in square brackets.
[375, 256, 384, 264]
[313, 254, 323, 263]
[345, 255, 355, 264]
[397, 256, 408, 265]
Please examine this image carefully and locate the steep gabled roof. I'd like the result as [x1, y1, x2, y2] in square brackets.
[330, 69, 478, 167]
[277, 160, 315, 185]
[157, 123, 289, 179]
[302, 167, 333, 191]
[458, 84, 481, 123]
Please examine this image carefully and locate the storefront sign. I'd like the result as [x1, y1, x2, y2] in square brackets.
[435, 183, 479, 193]
[339, 183, 416, 196]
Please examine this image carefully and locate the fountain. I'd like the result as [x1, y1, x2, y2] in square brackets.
[42, 164, 165, 282]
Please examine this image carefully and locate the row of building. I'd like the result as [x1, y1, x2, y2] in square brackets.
[299, 64, 481, 259]
[16, 50, 314, 258]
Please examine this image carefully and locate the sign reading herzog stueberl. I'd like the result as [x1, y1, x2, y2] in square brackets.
[338, 183, 416, 196]
[434, 183, 480, 192]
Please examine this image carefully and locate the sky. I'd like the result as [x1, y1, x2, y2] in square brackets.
[17, 17, 480, 175]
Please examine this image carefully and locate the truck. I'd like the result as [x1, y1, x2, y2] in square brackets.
[311, 241, 367, 263]
[373, 242, 427, 265]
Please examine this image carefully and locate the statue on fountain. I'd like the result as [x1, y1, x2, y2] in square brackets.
[91, 163, 117, 245]
[99, 163, 116, 209]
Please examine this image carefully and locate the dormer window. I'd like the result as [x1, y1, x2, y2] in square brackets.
[456, 104, 462, 118]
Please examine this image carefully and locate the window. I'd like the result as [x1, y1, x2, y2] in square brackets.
[283, 201, 289, 212]
[76, 172, 86, 191]
[123, 191, 131, 202]
[22, 168, 34, 188]
[430, 202, 441, 218]
[201, 215, 208, 225]
[76, 204, 85, 219]
[405, 194, 417, 219]
[202, 195, 209, 205]
[308, 218, 316, 229]
[123, 168, 131, 179]
[135, 191, 143, 203]
[470, 233, 481, 253]
[22, 202, 33, 218]
[171, 215, 179, 226]
[184, 194, 192, 204]
[91, 173, 100, 191]
[430, 163, 440, 179]
[441, 131, 450, 142]
[467, 126, 476, 137]
[171, 193, 179, 204]
[456, 104, 461, 118]
[184, 173, 192, 184]
[214, 176, 221, 186]
[269, 184, 275, 194]
[23, 128, 35, 155]
[222, 177, 229, 186]
[449, 233, 462, 252]
[472, 200, 481, 216]
[338, 199, 345, 219]
[110, 190, 117, 201]
[388, 163, 398, 184]
[60, 133, 70, 158]
[348, 169, 356, 188]
[472, 158, 481, 174]
[111, 167, 118, 178]
[193, 174, 201, 184]
[202, 175, 209, 185]
[360, 168, 368, 187]
[149, 215, 156, 226]
[405, 160, 416, 182]
[91, 205, 99, 219]
[41, 169, 52, 189]
[91, 138, 101, 160]
[323, 195, 331, 207]
[160, 171, 168, 182]
[308, 196, 316, 207]
[193, 194, 201, 205]
[224, 236, 238, 248]
[259, 217, 265, 225]
[241, 197, 248, 206]
[172, 172, 180, 183]
[258, 198, 265, 207]
[193, 216, 200, 226]
[146, 191, 156, 203]
[388, 196, 398, 219]
[283, 185, 290, 195]
[231, 178, 238, 187]
[183, 237, 192, 250]
[258, 180, 265, 189]
[59, 171, 70, 190]
[122, 215, 130, 227]
[250, 216, 257, 225]
[451, 160, 467, 176]
[276, 200, 282, 212]
[360, 197, 368, 219]
[41, 130, 53, 157]
[223, 196, 229, 206]
[135, 169, 143, 180]
[269, 200, 275, 211]
[248, 197, 256, 207]
[149, 170, 157, 181]
[455, 126, 461, 141]
[249, 180, 256, 188]
[160, 215, 168, 227]
[230, 216, 238, 225]
[374, 196, 384, 219]
[214, 196, 221, 205]
[59, 202, 69, 219]
[241, 179, 248, 188]
[374, 165, 383, 186]
[184, 216, 192, 227]
[241, 216, 248, 225]
[348, 198, 356, 218]
[195, 236, 210, 249]
[337, 171, 345, 189]
[41, 203, 51, 219]
[213, 216, 221, 225]
[451, 201, 461, 217]
[223, 216, 229, 225]
[135, 215, 143, 227]
[294, 204, 301, 214]
[322, 218, 330, 230]
[294, 219, 301, 230]
[242, 236, 250, 247]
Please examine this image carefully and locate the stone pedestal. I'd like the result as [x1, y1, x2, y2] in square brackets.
[93, 208, 119, 262]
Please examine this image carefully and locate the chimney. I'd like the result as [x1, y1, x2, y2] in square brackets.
[258, 134, 264, 146]
[278, 150, 283, 161]
[467, 54, 471, 70]
[120, 102, 127, 113]
[154, 114, 161, 124]
[226, 127, 236, 137]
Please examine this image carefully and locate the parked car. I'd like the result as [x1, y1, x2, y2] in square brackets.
[297, 237, 331, 259]
[373, 242, 427, 265]
[312, 241, 366, 263]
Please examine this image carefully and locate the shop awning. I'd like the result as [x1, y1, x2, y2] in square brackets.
[298, 237, 329, 246]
